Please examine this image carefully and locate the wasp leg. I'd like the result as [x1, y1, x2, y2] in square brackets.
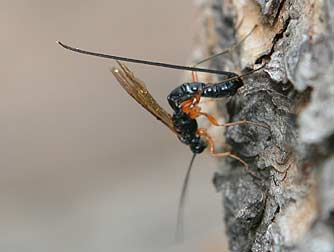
[189, 24, 258, 82]
[180, 92, 202, 116]
[180, 91, 220, 125]
[197, 128, 248, 167]
[193, 25, 258, 68]
[191, 71, 199, 82]
[180, 94, 222, 127]
[182, 99, 269, 130]
[180, 92, 201, 109]
[197, 128, 263, 179]
[218, 120, 270, 129]
[179, 90, 269, 129]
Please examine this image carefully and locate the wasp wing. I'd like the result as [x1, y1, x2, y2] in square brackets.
[111, 61, 177, 135]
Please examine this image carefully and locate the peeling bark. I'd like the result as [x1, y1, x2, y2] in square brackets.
[193, 0, 334, 251]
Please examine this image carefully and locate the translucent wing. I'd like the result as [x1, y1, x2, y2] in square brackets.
[111, 61, 177, 134]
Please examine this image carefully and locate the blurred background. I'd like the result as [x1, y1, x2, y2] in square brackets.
[1, 1, 226, 251]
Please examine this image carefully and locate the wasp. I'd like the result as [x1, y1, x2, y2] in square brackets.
[57, 40, 267, 239]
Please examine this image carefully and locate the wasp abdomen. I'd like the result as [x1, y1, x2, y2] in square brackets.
[202, 80, 241, 97]
[167, 82, 206, 111]
[202, 73, 243, 98]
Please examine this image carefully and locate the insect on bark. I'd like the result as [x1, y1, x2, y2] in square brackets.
[57, 39, 268, 240]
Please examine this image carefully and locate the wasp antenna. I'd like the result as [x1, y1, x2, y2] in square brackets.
[57, 41, 236, 76]
[175, 153, 197, 242]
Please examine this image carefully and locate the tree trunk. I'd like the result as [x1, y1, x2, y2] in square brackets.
[193, 0, 334, 251]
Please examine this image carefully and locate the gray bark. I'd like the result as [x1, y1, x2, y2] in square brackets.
[193, 0, 334, 251]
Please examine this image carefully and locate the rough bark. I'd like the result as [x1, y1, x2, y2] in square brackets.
[193, 0, 334, 251]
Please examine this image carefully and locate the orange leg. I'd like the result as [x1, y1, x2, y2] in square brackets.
[189, 24, 258, 85]
[183, 104, 269, 130]
[197, 128, 262, 179]
[217, 120, 270, 129]
[191, 25, 258, 70]
[181, 96, 269, 130]
[201, 97, 225, 103]
[197, 112, 248, 127]
[180, 92, 201, 109]
[197, 128, 248, 168]
[180, 92, 268, 129]
[180, 92, 202, 118]
[180, 92, 217, 123]
[192, 71, 198, 82]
